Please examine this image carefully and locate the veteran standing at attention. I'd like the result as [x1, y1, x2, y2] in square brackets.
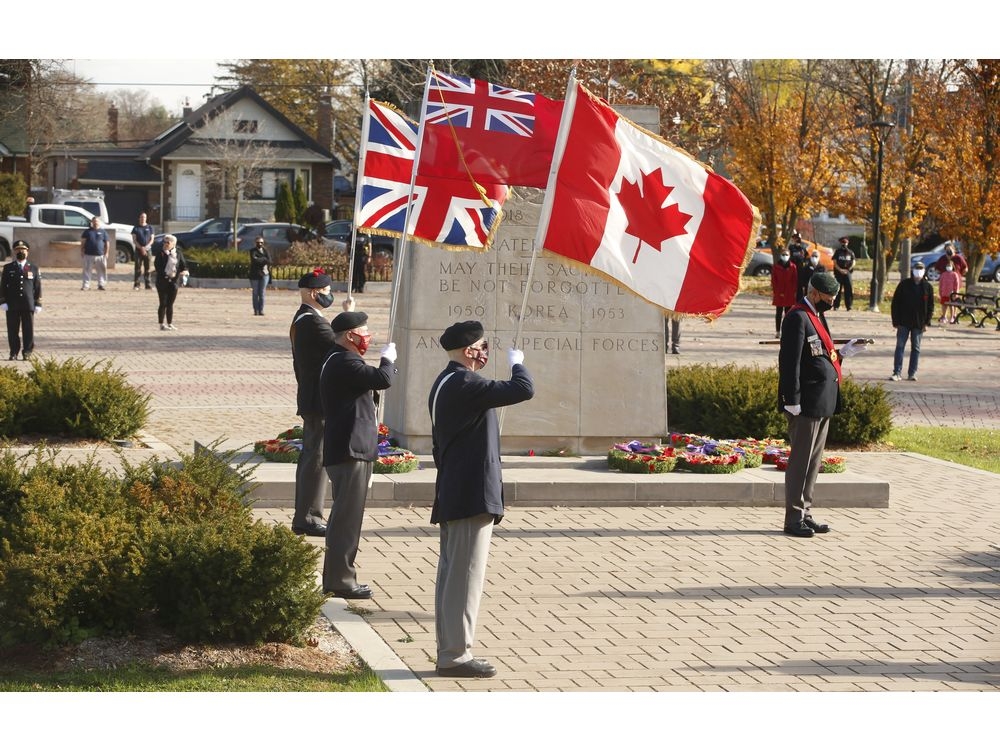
[428, 321, 534, 679]
[778, 273, 868, 538]
[319, 310, 396, 599]
[0, 240, 42, 361]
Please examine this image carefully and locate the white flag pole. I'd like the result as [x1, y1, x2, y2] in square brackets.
[499, 67, 578, 434]
[347, 91, 371, 304]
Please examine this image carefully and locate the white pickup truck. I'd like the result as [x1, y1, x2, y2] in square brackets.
[0, 204, 135, 261]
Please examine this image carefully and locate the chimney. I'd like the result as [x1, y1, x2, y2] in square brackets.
[182, 98, 192, 120]
[107, 104, 119, 145]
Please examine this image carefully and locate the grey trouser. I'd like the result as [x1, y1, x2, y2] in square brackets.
[784, 413, 830, 526]
[435, 513, 495, 668]
[322, 459, 372, 591]
[81, 254, 107, 288]
[292, 413, 327, 529]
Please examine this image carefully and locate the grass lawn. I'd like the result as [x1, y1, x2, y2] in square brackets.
[886, 425, 1000, 474]
[0, 662, 387, 692]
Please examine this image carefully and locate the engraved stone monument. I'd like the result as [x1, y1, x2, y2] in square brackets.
[383, 105, 668, 454]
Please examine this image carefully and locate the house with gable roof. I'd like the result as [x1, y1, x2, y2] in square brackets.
[42, 85, 341, 231]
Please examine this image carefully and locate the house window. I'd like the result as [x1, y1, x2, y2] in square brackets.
[224, 168, 295, 200]
[234, 119, 258, 133]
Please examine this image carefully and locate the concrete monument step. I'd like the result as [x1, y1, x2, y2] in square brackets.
[199, 440, 889, 509]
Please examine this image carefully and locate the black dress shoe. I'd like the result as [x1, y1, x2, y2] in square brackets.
[436, 658, 497, 678]
[783, 522, 814, 538]
[324, 584, 372, 599]
[8, 354, 16, 360]
[803, 517, 830, 533]
[291, 523, 327, 537]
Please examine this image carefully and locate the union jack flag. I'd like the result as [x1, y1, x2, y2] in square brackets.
[356, 100, 509, 251]
[418, 71, 564, 189]
[426, 72, 537, 137]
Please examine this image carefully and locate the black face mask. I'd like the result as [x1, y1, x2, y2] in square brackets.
[314, 292, 334, 308]
[814, 299, 832, 313]
[15, 251, 26, 261]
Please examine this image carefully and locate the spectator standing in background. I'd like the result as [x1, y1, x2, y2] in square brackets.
[770, 248, 799, 337]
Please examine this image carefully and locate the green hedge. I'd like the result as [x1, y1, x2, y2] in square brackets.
[666, 363, 892, 446]
[0, 448, 324, 647]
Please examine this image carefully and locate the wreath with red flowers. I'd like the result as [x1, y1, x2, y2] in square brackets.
[254, 423, 419, 473]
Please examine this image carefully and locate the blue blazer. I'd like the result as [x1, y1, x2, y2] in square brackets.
[428, 361, 534, 524]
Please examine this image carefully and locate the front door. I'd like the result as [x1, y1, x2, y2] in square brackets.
[175, 164, 202, 221]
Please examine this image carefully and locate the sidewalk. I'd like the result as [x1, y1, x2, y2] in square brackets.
[20, 269, 1000, 692]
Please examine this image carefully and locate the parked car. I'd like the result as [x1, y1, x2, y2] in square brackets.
[905, 241, 964, 282]
[324, 220, 396, 257]
[234, 222, 345, 261]
[165, 217, 265, 250]
[978, 253, 1000, 283]
[742, 241, 835, 277]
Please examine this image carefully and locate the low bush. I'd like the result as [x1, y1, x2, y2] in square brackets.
[0, 456, 144, 645]
[0, 447, 320, 647]
[666, 363, 893, 446]
[184, 248, 249, 278]
[145, 517, 324, 644]
[0, 368, 40, 436]
[22, 357, 149, 440]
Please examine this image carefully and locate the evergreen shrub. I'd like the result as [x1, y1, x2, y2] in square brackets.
[23, 358, 149, 440]
[666, 363, 893, 446]
[0, 368, 39, 436]
[145, 517, 324, 644]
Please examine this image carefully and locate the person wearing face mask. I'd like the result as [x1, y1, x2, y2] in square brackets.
[0, 240, 42, 361]
[770, 248, 799, 337]
[427, 321, 533, 679]
[153, 234, 188, 330]
[933, 242, 968, 282]
[890, 261, 935, 381]
[318, 310, 396, 598]
[778, 272, 868, 538]
[786, 231, 808, 270]
[248, 235, 272, 316]
[288, 268, 354, 537]
[797, 250, 821, 301]
[937, 260, 962, 325]
[832, 237, 856, 311]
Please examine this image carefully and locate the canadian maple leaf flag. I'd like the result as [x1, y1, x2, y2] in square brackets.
[539, 83, 760, 317]
[417, 71, 563, 189]
[356, 99, 509, 251]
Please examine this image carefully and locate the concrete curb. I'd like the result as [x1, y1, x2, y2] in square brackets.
[320, 597, 429, 693]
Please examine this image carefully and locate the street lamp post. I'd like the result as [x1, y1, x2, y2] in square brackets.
[868, 120, 894, 312]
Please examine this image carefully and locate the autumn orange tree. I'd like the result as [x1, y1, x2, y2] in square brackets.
[918, 59, 1000, 284]
[708, 59, 850, 249]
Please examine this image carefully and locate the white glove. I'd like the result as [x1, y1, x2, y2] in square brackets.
[507, 349, 525, 367]
[0, 304, 7, 312]
[380, 343, 397, 363]
[839, 338, 869, 359]
[34, 305, 41, 314]
[784, 404, 802, 416]
[342, 297, 355, 312]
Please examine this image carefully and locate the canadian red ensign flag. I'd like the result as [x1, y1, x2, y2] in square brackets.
[538, 82, 760, 318]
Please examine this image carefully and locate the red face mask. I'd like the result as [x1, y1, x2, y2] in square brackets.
[349, 331, 372, 356]
[469, 340, 489, 369]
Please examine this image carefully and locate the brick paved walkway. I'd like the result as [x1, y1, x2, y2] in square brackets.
[22, 269, 1000, 694]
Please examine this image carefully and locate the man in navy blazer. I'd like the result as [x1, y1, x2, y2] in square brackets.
[778, 272, 868, 538]
[319, 310, 396, 599]
[428, 320, 534, 679]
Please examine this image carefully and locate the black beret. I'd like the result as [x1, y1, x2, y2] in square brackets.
[440, 320, 485, 350]
[298, 268, 332, 289]
[809, 271, 840, 295]
[838, 236, 850, 243]
[331, 310, 368, 332]
[12, 240, 29, 251]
